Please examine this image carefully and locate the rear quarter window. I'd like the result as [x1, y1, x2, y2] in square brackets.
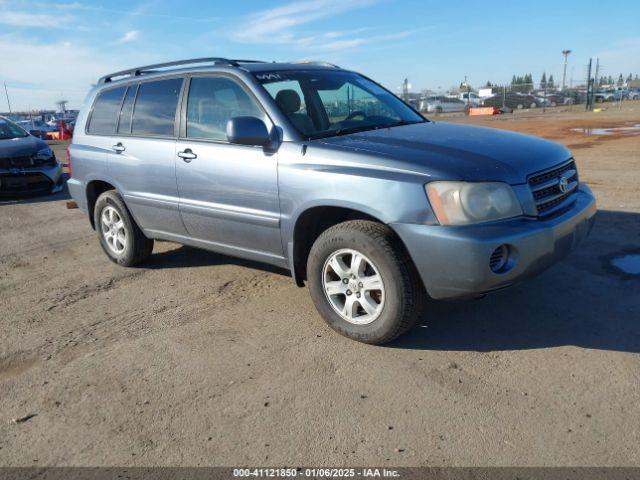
[87, 87, 126, 135]
[131, 78, 183, 136]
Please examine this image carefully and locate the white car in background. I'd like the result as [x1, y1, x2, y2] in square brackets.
[459, 91, 482, 107]
[421, 96, 468, 113]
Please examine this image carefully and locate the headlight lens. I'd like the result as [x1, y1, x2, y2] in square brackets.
[425, 181, 522, 225]
[34, 147, 55, 164]
[35, 147, 53, 159]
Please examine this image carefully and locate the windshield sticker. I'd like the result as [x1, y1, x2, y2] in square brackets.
[255, 73, 282, 81]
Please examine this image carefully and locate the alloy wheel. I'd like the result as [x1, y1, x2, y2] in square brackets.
[322, 248, 385, 325]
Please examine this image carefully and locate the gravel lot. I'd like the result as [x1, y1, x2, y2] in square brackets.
[1, 106, 639, 466]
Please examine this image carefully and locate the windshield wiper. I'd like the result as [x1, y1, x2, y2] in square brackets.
[311, 124, 384, 140]
[309, 119, 427, 140]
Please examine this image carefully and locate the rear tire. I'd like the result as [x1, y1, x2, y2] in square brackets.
[307, 220, 424, 345]
[94, 190, 153, 266]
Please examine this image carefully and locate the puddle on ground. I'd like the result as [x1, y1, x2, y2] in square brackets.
[611, 254, 640, 275]
[571, 124, 640, 136]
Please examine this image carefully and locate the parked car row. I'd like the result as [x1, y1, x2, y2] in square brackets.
[0, 116, 64, 196]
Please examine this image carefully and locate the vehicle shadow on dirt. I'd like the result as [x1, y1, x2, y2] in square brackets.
[144, 244, 291, 277]
[391, 209, 640, 353]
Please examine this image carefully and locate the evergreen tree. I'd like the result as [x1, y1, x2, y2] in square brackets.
[548, 74, 555, 89]
[617, 74, 624, 86]
[540, 72, 547, 90]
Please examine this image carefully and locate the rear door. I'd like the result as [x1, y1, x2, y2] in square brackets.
[107, 77, 187, 237]
[174, 74, 283, 262]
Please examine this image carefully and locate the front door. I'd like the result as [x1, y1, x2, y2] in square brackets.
[175, 74, 283, 263]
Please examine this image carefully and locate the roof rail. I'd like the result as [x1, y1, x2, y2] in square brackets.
[290, 60, 341, 68]
[97, 57, 266, 84]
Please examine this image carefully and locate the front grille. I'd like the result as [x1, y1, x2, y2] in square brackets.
[0, 172, 53, 194]
[0, 156, 34, 168]
[0, 155, 56, 169]
[528, 160, 579, 217]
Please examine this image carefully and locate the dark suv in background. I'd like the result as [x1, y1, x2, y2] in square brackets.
[0, 116, 64, 196]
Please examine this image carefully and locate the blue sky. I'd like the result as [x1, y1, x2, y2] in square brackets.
[1, 0, 639, 111]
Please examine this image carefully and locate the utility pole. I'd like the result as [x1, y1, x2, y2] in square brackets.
[3, 82, 11, 113]
[402, 78, 410, 102]
[594, 58, 600, 90]
[561, 50, 572, 90]
[586, 58, 593, 111]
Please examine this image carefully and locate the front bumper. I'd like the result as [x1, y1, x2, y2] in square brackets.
[391, 185, 597, 300]
[0, 162, 64, 196]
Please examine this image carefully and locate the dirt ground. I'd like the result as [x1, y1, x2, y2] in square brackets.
[1, 106, 639, 467]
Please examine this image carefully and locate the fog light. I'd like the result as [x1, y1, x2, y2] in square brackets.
[489, 245, 510, 273]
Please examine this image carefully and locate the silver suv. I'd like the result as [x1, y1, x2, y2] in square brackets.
[68, 58, 596, 344]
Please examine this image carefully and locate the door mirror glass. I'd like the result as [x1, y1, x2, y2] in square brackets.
[226, 116, 270, 146]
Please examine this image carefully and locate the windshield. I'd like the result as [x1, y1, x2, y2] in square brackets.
[254, 70, 426, 139]
[0, 118, 29, 140]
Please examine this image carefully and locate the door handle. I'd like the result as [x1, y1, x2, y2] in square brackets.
[112, 143, 125, 153]
[177, 149, 197, 162]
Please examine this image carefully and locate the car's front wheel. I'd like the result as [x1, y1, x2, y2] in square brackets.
[94, 190, 153, 266]
[307, 220, 424, 344]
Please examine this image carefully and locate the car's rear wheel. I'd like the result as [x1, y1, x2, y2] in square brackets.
[530, 102, 537, 108]
[516, 103, 524, 109]
[94, 190, 153, 266]
[307, 220, 424, 344]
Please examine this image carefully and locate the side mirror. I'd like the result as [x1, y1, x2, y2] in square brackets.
[226, 116, 270, 147]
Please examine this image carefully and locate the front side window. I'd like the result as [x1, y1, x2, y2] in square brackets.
[131, 78, 183, 136]
[186, 76, 265, 141]
[88, 87, 126, 134]
[254, 70, 425, 139]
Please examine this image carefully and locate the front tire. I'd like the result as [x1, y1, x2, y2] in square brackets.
[94, 190, 153, 266]
[307, 220, 424, 344]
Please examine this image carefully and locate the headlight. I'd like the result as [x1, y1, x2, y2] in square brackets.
[425, 181, 522, 225]
[35, 147, 53, 159]
[34, 147, 56, 164]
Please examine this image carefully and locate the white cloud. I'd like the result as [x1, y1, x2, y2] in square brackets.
[116, 30, 140, 44]
[0, 35, 159, 111]
[229, 0, 422, 54]
[232, 0, 377, 44]
[0, 10, 74, 28]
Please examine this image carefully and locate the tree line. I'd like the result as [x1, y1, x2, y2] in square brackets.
[480, 72, 639, 92]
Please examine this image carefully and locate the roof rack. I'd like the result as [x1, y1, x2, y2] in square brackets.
[97, 57, 266, 84]
[290, 60, 341, 68]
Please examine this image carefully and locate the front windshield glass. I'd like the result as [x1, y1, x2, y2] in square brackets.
[254, 70, 425, 139]
[0, 118, 29, 140]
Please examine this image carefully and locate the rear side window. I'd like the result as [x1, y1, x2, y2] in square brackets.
[117, 85, 137, 134]
[131, 78, 183, 136]
[88, 87, 126, 134]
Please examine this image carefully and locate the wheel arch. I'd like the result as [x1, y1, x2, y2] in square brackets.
[289, 204, 414, 287]
[86, 179, 117, 229]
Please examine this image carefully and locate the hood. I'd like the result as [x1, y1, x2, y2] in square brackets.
[316, 122, 572, 184]
[0, 134, 47, 159]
